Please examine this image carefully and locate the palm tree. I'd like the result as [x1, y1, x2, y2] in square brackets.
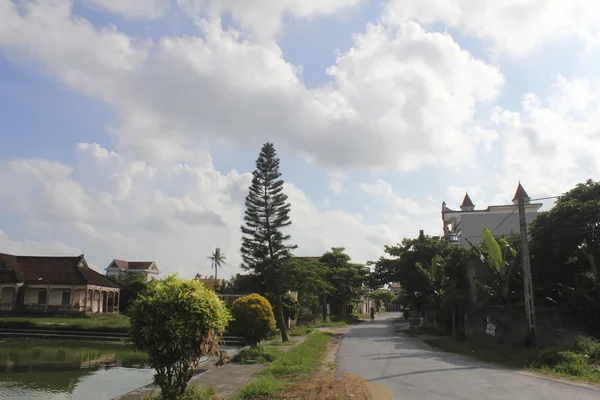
[207, 248, 227, 289]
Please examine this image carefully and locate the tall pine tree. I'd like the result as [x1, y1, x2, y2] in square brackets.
[241, 142, 297, 341]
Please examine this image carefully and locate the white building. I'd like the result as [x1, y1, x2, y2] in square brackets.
[442, 183, 542, 247]
[105, 259, 160, 282]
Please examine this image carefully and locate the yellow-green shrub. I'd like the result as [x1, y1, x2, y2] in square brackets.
[230, 293, 276, 346]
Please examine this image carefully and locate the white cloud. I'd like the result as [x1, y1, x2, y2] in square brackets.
[0, 144, 422, 276]
[489, 76, 600, 200]
[0, 1, 503, 172]
[82, 0, 170, 20]
[177, 0, 364, 39]
[384, 0, 600, 57]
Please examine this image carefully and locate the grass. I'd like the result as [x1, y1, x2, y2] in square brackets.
[287, 316, 356, 337]
[425, 335, 600, 384]
[234, 331, 333, 399]
[233, 346, 283, 364]
[268, 338, 298, 346]
[0, 313, 130, 331]
[145, 386, 216, 400]
[353, 313, 370, 319]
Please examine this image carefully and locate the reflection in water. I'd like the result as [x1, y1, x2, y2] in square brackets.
[0, 339, 153, 400]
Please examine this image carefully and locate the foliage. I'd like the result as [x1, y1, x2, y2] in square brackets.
[466, 228, 520, 305]
[319, 247, 369, 316]
[529, 179, 600, 334]
[368, 289, 394, 308]
[207, 247, 227, 289]
[145, 386, 216, 400]
[229, 293, 277, 346]
[266, 292, 300, 325]
[107, 273, 149, 314]
[0, 314, 130, 331]
[128, 276, 231, 399]
[233, 346, 283, 364]
[240, 142, 298, 342]
[235, 332, 333, 399]
[426, 338, 600, 383]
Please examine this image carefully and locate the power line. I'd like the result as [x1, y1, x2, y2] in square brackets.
[490, 206, 519, 235]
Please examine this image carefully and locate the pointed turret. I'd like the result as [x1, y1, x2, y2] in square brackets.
[460, 193, 475, 211]
[512, 182, 531, 205]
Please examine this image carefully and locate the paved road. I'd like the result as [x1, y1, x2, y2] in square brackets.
[337, 313, 600, 400]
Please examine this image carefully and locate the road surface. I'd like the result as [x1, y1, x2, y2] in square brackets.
[337, 313, 600, 400]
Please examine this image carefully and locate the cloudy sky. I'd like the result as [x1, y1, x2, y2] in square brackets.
[1, 0, 599, 279]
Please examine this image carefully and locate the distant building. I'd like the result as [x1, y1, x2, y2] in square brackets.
[389, 283, 403, 296]
[442, 183, 542, 247]
[0, 253, 119, 314]
[105, 259, 160, 282]
[196, 274, 226, 290]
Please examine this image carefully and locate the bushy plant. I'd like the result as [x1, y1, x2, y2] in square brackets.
[266, 292, 300, 326]
[230, 293, 276, 347]
[129, 276, 231, 400]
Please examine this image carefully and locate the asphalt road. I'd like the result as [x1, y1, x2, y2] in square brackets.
[337, 313, 600, 400]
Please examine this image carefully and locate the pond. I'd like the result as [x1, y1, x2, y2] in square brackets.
[0, 339, 238, 400]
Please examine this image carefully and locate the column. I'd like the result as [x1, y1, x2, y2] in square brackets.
[0, 286, 4, 309]
[104, 291, 109, 313]
[70, 288, 75, 312]
[97, 290, 101, 313]
[114, 291, 119, 313]
[84, 287, 88, 314]
[45, 285, 50, 312]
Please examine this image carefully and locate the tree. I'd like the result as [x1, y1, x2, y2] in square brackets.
[229, 294, 276, 347]
[106, 273, 148, 315]
[240, 142, 298, 342]
[128, 276, 231, 400]
[207, 248, 227, 289]
[368, 289, 394, 310]
[529, 179, 600, 334]
[320, 247, 369, 318]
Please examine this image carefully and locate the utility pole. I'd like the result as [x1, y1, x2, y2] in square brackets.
[518, 195, 537, 342]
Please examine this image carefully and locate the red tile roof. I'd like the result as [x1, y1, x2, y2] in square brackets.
[512, 182, 530, 201]
[461, 193, 475, 208]
[0, 253, 118, 288]
[109, 259, 155, 271]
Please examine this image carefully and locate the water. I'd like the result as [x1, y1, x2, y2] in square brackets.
[0, 339, 237, 400]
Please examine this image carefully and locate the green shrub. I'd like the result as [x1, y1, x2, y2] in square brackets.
[145, 386, 215, 400]
[233, 346, 282, 364]
[265, 293, 300, 323]
[573, 335, 600, 360]
[533, 349, 590, 376]
[129, 276, 231, 400]
[230, 293, 276, 347]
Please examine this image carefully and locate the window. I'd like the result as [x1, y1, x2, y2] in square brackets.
[37, 290, 47, 305]
[61, 290, 71, 305]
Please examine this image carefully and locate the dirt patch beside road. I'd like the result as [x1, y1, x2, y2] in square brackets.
[277, 331, 392, 400]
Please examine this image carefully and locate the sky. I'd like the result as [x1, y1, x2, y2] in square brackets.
[1, 0, 600, 279]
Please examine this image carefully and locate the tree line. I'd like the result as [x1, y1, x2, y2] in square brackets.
[368, 179, 600, 338]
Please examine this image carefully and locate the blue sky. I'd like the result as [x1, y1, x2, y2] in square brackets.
[0, 0, 599, 277]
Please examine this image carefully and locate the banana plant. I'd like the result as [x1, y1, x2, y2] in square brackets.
[466, 228, 519, 304]
[415, 255, 448, 326]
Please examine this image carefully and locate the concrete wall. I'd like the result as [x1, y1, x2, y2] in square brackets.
[458, 211, 537, 247]
[465, 306, 584, 347]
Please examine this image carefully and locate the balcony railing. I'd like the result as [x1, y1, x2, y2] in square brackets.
[0, 304, 13, 311]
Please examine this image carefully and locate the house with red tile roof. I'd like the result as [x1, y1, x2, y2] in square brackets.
[0, 253, 120, 314]
[105, 259, 160, 282]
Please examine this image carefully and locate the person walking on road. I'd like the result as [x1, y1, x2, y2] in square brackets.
[370, 306, 375, 321]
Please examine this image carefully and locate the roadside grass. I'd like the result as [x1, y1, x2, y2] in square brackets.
[288, 316, 357, 337]
[353, 313, 370, 320]
[233, 346, 283, 364]
[145, 385, 217, 400]
[234, 331, 333, 399]
[425, 336, 600, 384]
[268, 338, 298, 346]
[0, 314, 130, 331]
